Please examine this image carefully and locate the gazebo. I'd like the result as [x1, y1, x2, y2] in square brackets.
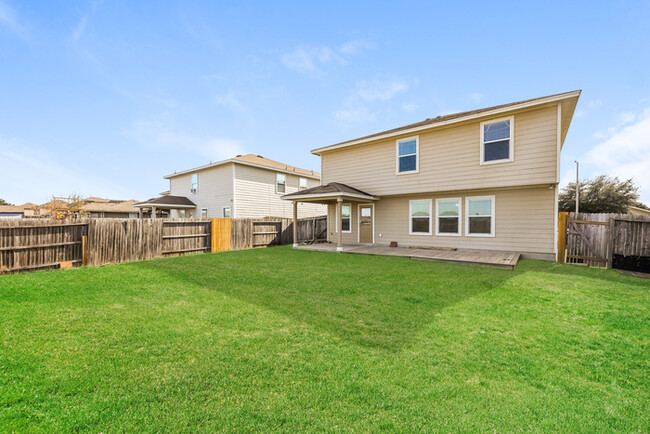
[282, 182, 377, 250]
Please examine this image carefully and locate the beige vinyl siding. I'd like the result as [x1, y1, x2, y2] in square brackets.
[234, 164, 326, 218]
[169, 163, 233, 218]
[322, 105, 558, 196]
[373, 186, 556, 256]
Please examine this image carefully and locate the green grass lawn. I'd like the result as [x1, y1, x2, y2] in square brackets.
[1, 247, 648, 432]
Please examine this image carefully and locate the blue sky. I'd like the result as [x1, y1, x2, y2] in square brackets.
[1, 0, 650, 204]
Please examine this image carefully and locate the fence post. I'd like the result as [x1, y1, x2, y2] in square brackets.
[211, 218, 217, 253]
[606, 218, 615, 269]
[557, 212, 568, 263]
[82, 235, 88, 265]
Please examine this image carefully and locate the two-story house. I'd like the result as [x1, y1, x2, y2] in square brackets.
[135, 154, 326, 219]
[283, 91, 581, 260]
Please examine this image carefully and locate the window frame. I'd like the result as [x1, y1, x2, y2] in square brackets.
[299, 177, 308, 191]
[465, 195, 496, 237]
[191, 173, 198, 193]
[201, 208, 208, 219]
[409, 199, 432, 235]
[480, 116, 514, 165]
[435, 197, 462, 236]
[275, 173, 286, 194]
[396, 136, 419, 175]
[222, 206, 231, 218]
[335, 203, 352, 233]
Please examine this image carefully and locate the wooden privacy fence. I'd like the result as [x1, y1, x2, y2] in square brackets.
[0, 216, 327, 273]
[0, 221, 87, 272]
[558, 212, 650, 272]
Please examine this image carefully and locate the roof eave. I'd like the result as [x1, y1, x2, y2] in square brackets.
[311, 90, 582, 155]
[282, 192, 378, 202]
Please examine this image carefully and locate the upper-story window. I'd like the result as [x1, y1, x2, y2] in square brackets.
[276, 174, 286, 194]
[191, 173, 198, 193]
[396, 136, 419, 174]
[299, 177, 308, 191]
[480, 116, 514, 164]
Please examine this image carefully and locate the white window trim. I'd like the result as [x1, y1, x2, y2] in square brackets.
[480, 116, 514, 165]
[465, 195, 496, 237]
[299, 177, 308, 191]
[435, 197, 462, 236]
[396, 136, 420, 175]
[191, 173, 198, 193]
[334, 203, 352, 233]
[222, 206, 231, 218]
[409, 199, 432, 235]
[201, 208, 208, 219]
[357, 203, 375, 244]
[275, 173, 286, 194]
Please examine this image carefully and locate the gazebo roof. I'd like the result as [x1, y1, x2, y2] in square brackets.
[282, 182, 377, 202]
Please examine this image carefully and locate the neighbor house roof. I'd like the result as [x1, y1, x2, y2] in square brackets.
[282, 182, 377, 202]
[0, 205, 25, 214]
[134, 195, 197, 208]
[164, 154, 320, 180]
[81, 199, 140, 214]
[312, 90, 581, 155]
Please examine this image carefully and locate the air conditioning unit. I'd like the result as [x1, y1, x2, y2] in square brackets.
[190, 188, 197, 194]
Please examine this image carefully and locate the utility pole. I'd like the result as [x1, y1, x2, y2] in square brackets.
[574, 160, 579, 214]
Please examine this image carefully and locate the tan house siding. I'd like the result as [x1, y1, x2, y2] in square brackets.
[326, 202, 361, 244]
[321, 105, 558, 196]
[327, 186, 556, 258]
[169, 163, 233, 218]
[234, 164, 326, 218]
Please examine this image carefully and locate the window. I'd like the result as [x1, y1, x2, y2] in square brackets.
[191, 173, 198, 193]
[334, 204, 352, 233]
[222, 207, 231, 218]
[480, 116, 514, 164]
[299, 177, 308, 191]
[276, 173, 286, 194]
[341, 204, 351, 233]
[466, 196, 495, 236]
[396, 136, 419, 174]
[201, 208, 208, 219]
[436, 198, 461, 236]
[178, 209, 186, 218]
[409, 199, 432, 235]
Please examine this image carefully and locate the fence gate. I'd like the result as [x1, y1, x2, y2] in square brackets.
[565, 215, 610, 267]
[211, 218, 231, 252]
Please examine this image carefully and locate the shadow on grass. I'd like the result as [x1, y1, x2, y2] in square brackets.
[134, 247, 518, 352]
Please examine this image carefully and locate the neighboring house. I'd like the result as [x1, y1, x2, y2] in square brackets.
[284, 90, 581, 260]
[0, 205, 26, 219]
[135, 154, 326, 219]
[0, 204, 42, 219]
[80, 197, 140, 218]
[628, 205, 650, 217]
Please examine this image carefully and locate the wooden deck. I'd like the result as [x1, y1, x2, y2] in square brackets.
[297, 244, 520, 269]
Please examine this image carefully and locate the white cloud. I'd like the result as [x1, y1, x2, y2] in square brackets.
[281, 39, 373, 77]
[355, 78, 409, 102]
[333, 106, 376, 125]
[0, 136, 134, 204]
[281, 45, 344, 77]
[581, 108, 650, 203]
[123, 114, 245, 161]
[338, 39, 375, 54]
[333, 77, 412, 127]
[0, 0, 28, 39]
[214, 91, 244, 109]
[402, 103, 419, 112]
[69, 0, 102, 42]
[468, 93, 484, 103]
